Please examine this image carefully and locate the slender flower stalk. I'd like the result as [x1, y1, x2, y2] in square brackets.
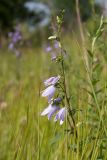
[59, 43, 77, 137]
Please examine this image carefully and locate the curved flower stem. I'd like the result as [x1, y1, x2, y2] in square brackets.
[59, 46, 77, 138]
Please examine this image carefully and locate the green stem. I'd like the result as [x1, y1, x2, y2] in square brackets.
[60, 49, 77, 138]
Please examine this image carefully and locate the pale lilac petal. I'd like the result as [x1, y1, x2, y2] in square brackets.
[44, 77, 56, 86]
[54, 42, 59, 49]
[8, 43, 14, 50]
[52, 76, 60, 85]
[51, 52, 57, 61]
[57, 108, 64, 117]
[46, 46, 52, 52]
[41, 104, 60, 120]
[47, 106, 60, 120]
[41, 85, 56, 101]
[51, 55, 57, 61]
[12, 36, 18, 43]
[54, 107, 67, 125]
[54, 113, 59, 122]
[41, 105, 52, 116]
[44, 76, 60, 86]
[48, 94, 54, 103]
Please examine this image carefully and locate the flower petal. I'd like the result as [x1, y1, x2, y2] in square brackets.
[41, 104, 60, 120]
[60, 120, 64, 125]
[41, 105, 51, 116]
[54, 107, 67, 125]
[44, 76, 60, 86]
[41, 85, 55, 97]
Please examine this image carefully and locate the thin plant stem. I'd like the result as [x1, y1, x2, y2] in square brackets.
[60, 46, 77, 138]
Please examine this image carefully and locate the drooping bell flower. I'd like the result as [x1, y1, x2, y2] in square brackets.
[54, 107, 67, 125]
[41, 104, 60, 120]
[41, 85, 56, 102]
[44, 76, 60, 86]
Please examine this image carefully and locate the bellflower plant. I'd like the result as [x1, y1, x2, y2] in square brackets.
[41, 11, 77, 136]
